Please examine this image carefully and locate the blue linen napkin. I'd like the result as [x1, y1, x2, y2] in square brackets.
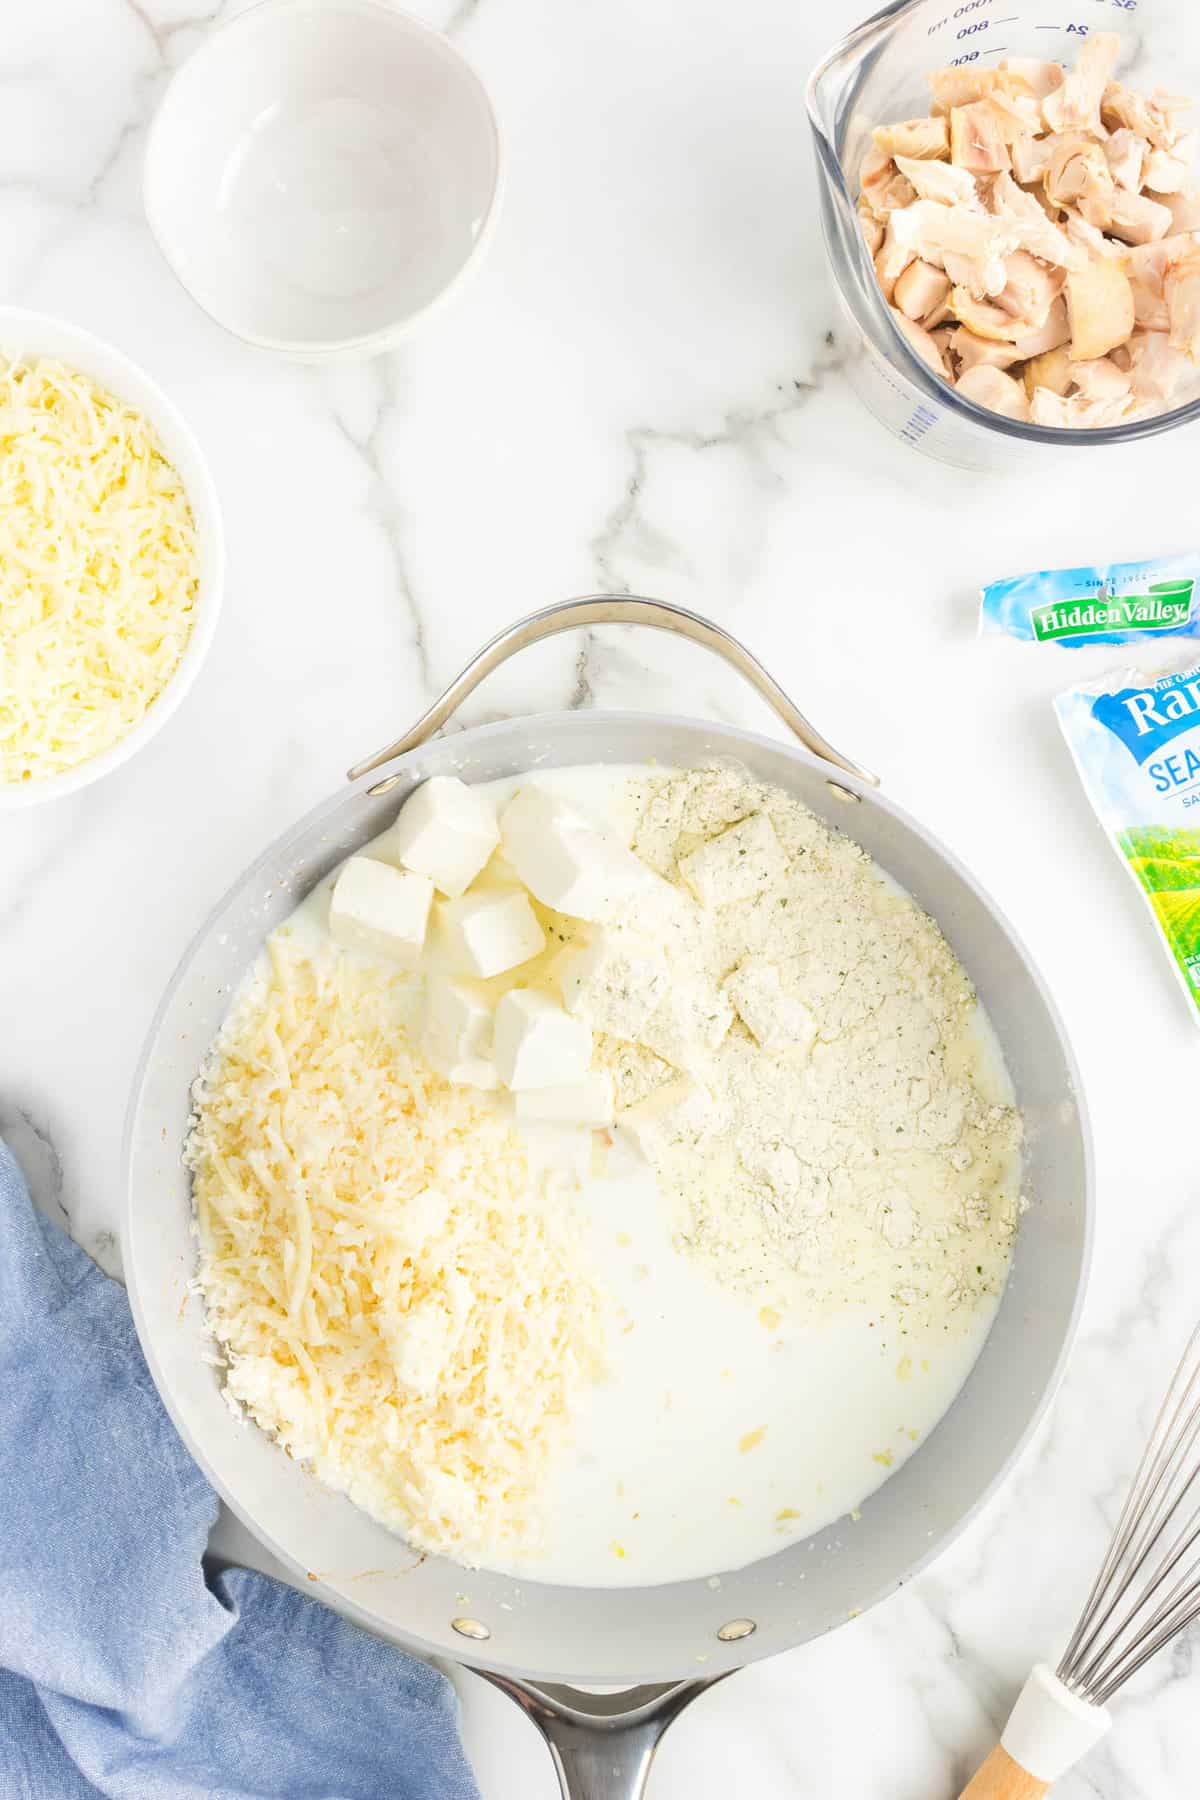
[0, 1137, 480, 1800]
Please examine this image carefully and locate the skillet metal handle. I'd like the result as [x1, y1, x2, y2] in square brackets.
[475, 1671, 720, 1800]
[346, 595, 879, 795]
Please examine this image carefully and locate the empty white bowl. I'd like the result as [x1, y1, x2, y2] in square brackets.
[143, 0, 503, 358]
[0, 306, 223, 811]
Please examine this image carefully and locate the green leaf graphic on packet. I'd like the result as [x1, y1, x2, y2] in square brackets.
[981, 553, 1200, 648]
[1056, 655, 1200, 1022]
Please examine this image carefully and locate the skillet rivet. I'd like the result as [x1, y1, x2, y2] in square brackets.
[716, 1618, 756, 1642]
[826, 781, 861, 805]
[451, 1616, 491, 1641]
[366, 775, 403, 798]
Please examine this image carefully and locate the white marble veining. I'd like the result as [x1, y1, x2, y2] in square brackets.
[3, 0, 1200, 1794]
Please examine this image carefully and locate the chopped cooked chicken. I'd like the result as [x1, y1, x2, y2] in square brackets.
[1166, 189, 1200, 232]
[950, 102, 1012, 174]
[1126, 235, 1195, 330]
[987, 91, 1044, 141]
[893, 258, 952, 324]
[889, 198, 1015, 296]
[956, 364, 1030, 419]
[1143, 134, 1196, 194]
[929, 323, 956, 364]
[860, 148, 919, 220]
[1011, 134, 1055, 185]
[951, 328, 1022, 373]
[893, 153, 979, 207]
[888, 306, 950, 377]
[938, 249, 1001, 298]
[927, 67, 996, 116]
[1003, 60, 1066, 103]
[1106, 188, 1173, 245]
[1165, 240, 1200, 360]
[1042, 32, 1120, 137]
[1011, 297, 1071, 359]
[1070, 356, 1132, 403]
[987, 173, 1087, 270]
[1066, 257, 1135, 360]
[872, 117, 949, 161]
[1104, 128, 1147, 192]
[1126, 329, 1199, 406]
[874, 217, 916, 301]
[996, 250, 1063, 329]
[1102, 83, 1185, 151]
[858, 206, 885, 258]
[860, 32, 1197, 425]
[950, 287, 1029, 342]
[1044, 133, 1114, 226]
[1029, 386, 1131, 427]
[1023, 344, 1073, 398]
[1061, 206, 1126, 261]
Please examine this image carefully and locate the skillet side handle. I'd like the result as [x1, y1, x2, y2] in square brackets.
[473, 1672, 717, 1800]
[346, 595, 878, 794]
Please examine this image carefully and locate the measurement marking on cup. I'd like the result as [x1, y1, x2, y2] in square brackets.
[899, 402, 939, 448]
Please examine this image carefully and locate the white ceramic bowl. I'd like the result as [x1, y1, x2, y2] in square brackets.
[143, 0, 504, 359]
[0, 307, 224, 812]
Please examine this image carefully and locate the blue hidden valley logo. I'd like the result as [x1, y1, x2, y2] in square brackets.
[1094, 666, 1200, 766]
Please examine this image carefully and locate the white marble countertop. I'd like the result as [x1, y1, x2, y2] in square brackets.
[4, 0, 1200, 1795]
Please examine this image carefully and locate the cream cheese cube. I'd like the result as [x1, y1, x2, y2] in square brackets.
[422, 977, 498, 1087]
[500, 785, 647, 922]
[444, 1056, 501, 1091]
[514, 1072, 615, 1127]
[328, 857, 433, 967]
[493, 988, 592, 1090]
[437, 889, 545, 978]
[390, 776, 500, 898]
[557, 929, 670, 1041]
[618, 1075, 725, 1163]
[723, 955, 815, 1055]
[678, 812, 790, 908]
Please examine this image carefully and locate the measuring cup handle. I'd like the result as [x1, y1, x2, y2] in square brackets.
[474, 1672, 718, 1800]
[345, 594, 878, 793]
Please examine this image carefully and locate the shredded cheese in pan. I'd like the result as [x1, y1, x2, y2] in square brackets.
[0, 356, 199, 784]
[186, 930, 605, 1564]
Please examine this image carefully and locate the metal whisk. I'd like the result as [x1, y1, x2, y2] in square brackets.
[960, 1323, 1200, 1799]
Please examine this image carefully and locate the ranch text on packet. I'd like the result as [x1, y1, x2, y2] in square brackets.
[982, 552, 1200, 649]
[1056, 653, 1200, 1023]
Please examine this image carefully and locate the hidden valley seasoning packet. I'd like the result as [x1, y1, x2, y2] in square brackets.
[982, 552, 1200, 648]
[1056, 653, 1200, 1022]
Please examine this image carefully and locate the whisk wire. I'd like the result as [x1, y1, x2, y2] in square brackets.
[1092, 1587, 1200, 1706]
[1057, 1323, 1200, 1705]
[1071, 1457, 1200, 1692]
[1057, 1348, 1194, 1674]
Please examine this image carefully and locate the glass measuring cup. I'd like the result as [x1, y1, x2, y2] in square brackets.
[806, 0, 1200, 469]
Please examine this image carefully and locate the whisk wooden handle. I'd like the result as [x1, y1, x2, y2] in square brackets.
[958, 1746, 1049, 1799]
[956, 1667, 1110, 1799]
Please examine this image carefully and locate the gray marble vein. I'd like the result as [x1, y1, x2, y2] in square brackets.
[4, 0, 1200, 1793]
[324, 357, 435, 695]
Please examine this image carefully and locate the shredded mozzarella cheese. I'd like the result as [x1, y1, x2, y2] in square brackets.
[0, 356, 199, 784]
[186, 930, 605, 1565]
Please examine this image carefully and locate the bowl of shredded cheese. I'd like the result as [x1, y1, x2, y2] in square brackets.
[0, 306, 222, 808]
